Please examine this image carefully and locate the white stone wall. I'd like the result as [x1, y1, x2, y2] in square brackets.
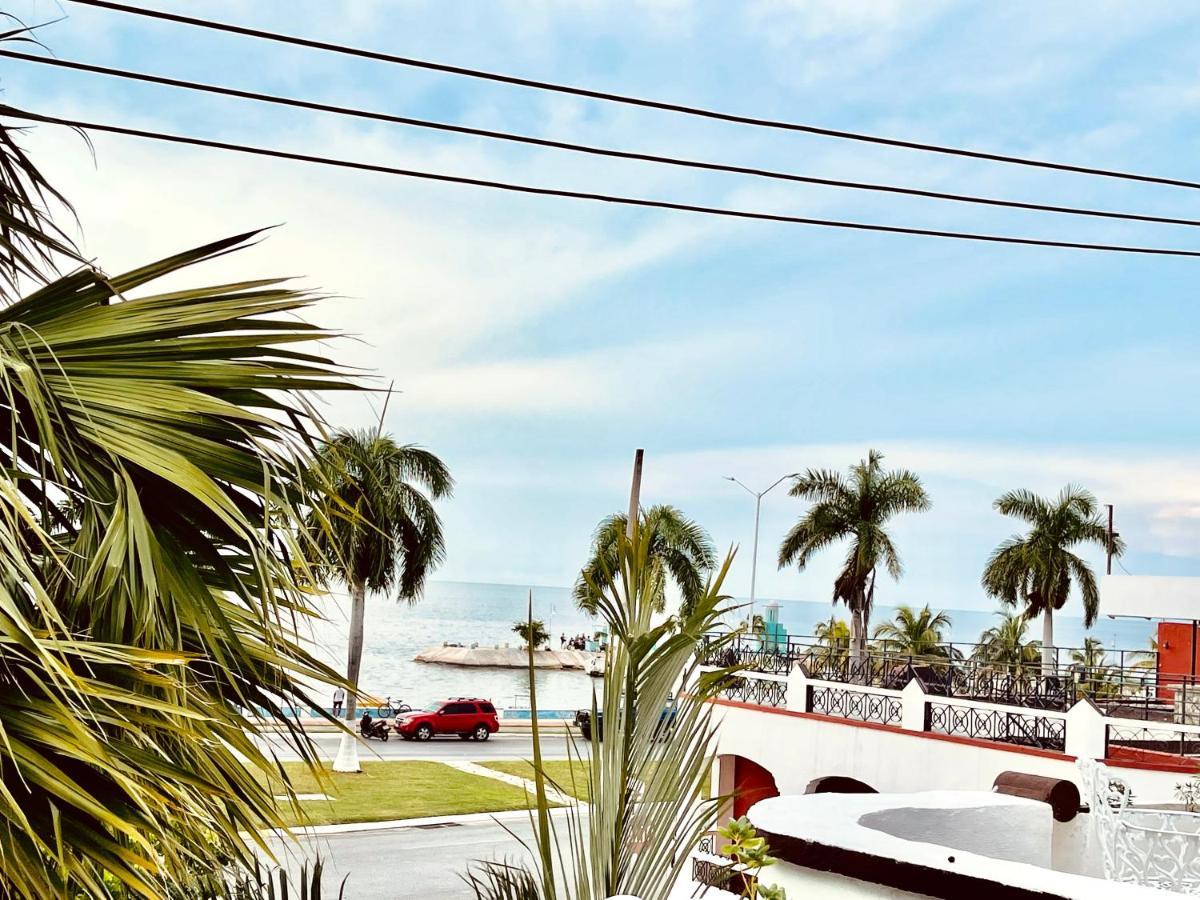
[712, 670, 1191, 806]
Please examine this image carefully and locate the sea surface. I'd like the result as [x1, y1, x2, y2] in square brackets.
[303, 580, 1155, 712]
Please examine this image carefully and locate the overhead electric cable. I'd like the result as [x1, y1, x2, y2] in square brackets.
[7, 48, 1200, 230]
[66, 0, 1200, 192]
[10, 107, 1200, 258]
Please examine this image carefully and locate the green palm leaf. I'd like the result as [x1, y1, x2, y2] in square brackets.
[778, 450, 930, 660]
[0, 231, 356, 897]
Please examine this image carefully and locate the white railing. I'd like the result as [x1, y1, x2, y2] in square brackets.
[1081, 759, 1200, 894]
[711, 665, 1200, 770]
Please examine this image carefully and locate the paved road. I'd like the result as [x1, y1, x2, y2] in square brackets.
[257, 731, 586, 762]
[268, 817, 540, 899]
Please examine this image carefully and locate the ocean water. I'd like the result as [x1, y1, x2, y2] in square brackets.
[303, 581, 1156, 712]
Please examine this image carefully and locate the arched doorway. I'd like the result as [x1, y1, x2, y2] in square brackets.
[716, 754, 780, 820]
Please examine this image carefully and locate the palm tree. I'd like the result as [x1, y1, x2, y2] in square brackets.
[973, 610, 1042, 674]
[309, 429, 452, 772]
[0, 111, 81, 294]
[1070, 637, 1121, 699]
[574, 504, 716, 618]
[982, 486, 1123, 673]
[468, 520, 739, 900]
[513, 619, 550, 649]
[0, 230, 354, 897]
[0, 77, 355, 893]
[807, 614, 851, 668]
[778, 450, 931, 661]
[814, 615, 851, 650]
[872, 604, 953, 658]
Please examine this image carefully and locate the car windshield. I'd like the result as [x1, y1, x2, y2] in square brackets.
[423, 702, 443, 712]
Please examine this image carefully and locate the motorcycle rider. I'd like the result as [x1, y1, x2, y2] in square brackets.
[360, 711, 375, 737]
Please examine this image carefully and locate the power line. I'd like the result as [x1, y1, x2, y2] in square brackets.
[9, 48, 1200, 231]
[65, 0, 1200, 192]
[10, 106, 1200, 258]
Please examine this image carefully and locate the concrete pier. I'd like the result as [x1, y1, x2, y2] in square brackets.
[413, 646, 597, 670]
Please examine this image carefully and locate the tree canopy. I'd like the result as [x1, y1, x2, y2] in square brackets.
[778, 450, 930, 655]
[574, 504, 716, 617]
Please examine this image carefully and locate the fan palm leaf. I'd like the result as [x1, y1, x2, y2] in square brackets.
[0, 230, 355, 897]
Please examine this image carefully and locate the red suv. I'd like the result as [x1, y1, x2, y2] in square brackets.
[394, 698, 500, 742]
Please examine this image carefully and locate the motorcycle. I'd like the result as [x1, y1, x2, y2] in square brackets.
[359, 717, 390, 741]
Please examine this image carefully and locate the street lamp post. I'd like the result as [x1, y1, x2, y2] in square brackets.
[723, 473, 795, 626]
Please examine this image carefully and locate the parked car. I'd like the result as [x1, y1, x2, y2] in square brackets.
[574, 697, 678, 742]
[394, 698, 499, 742]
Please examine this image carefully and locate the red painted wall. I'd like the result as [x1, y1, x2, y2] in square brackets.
[1156, 622, 1199, 700]
[732, 756, 779, 819]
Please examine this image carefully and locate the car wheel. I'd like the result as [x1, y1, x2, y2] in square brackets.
[415, 724, 433, 742]
[472, 725, 490, 741]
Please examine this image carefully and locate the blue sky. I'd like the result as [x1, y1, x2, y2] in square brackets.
[9, 0, 1200, 617]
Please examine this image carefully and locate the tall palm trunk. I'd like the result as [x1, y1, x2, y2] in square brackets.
[333, 579, 367, 773]
[1041, 606, 1055, 676]
[849, 601, 867, 677]
[344, 579, 367, 720]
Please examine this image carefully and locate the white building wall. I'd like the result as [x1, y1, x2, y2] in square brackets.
[712, 700, 1186, 805]
[714, 701, 1079, 796]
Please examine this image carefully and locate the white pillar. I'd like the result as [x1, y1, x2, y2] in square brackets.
[332, 730, 361, 773]
[786, 665, 809, 713]
[901, 678, 927, 732]
[1065, 699, 1107, 762]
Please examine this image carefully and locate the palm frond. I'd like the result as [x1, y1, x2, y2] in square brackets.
[473, 530, 739, 900]
[0, 232, 356, 896]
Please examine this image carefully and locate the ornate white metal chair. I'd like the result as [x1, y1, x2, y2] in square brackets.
[1079, 758, 1200, 894]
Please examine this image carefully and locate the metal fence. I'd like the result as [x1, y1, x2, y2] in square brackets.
[809, 684, 902, 725]
[1106, 723, 1200, 763]
[702, 632, 1187, 718]
[926, 701, 1067, 752]
[691, 857, 752, 894]
[719, 675, 788, 708]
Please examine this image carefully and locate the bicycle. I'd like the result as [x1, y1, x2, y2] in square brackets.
[376, 696, 412, 717]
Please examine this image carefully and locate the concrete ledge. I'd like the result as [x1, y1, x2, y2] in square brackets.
[414, 646, 599, 669]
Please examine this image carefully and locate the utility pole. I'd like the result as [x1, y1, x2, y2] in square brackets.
[724, 472, 796, 626]
[1105, 504, 1118, 575]
[626, 449, 644, 540]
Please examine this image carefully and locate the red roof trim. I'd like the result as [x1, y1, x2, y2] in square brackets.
[1105, 755, 1200, 774]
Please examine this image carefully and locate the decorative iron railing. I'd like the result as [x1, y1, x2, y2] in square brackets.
[926, 701, 1066, 751]
[701, 638, 797, 675]
[809, 685, 902, 725]
[702, 633, 1178, 716]
[1106, 723, 1200, 763]
[691, 857, 752, 894]
[719, 675, 788, 708]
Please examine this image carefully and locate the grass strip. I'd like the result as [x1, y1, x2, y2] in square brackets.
[268, 760, 542, 826]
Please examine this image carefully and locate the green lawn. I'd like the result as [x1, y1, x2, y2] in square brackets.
[482, 760, 592, 801]
[480, 760, 712, 802]
[267, 761, 542, 827]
